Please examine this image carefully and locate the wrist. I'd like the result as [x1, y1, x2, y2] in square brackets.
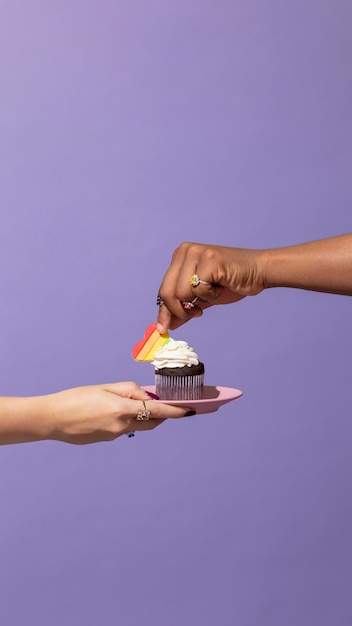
[252, 248, 272, 292]
[33, 393, 66, 442]
[260, 247, 291, 290]
[0, 395, 54, 445]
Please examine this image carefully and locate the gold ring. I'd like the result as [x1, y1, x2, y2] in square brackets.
[137, 400, 151, 421]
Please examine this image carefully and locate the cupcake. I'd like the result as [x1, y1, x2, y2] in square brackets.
[152, 339, 205, 400]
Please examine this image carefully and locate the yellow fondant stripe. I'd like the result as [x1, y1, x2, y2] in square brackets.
[144, 335, 170, 361]
[136, 332, 169, 361]
[136, 331, 160, 360]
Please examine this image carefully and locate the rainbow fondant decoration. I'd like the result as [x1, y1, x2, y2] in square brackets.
[132, 323, 170, 362]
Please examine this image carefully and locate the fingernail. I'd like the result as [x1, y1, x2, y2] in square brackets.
[146, 391, 160, 400]
[185, 410, 196, 416]
[157, 323, 164, 333]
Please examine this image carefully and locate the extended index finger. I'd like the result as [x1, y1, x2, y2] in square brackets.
[157, 243, 194, 329]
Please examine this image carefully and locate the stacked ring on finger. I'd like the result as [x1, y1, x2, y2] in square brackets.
[156, 294, 164, 307]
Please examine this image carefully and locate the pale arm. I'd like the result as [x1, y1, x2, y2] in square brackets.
[0, 395, 50, 445]
[0, 382, 189, 445]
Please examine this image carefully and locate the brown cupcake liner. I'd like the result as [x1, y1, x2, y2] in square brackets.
[155, 374, 204, 401]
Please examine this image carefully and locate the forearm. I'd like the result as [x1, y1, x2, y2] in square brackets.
[0, 395, 51, 445]
[261, 234, 352, 295]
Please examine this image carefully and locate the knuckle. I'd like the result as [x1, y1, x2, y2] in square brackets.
[173, 241, 190, 258]
[159, 285, 171, 301]
[186, 242, 199, 256]
[125, 381, 138, 396]
[202, 247, 218, 263]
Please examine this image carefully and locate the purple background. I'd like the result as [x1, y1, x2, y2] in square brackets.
[0, 1, 351, 624]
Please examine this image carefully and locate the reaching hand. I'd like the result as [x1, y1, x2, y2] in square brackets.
[157, 242, 265, 332]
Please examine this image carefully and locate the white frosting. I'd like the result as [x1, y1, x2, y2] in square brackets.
[152, 339, 200, 369]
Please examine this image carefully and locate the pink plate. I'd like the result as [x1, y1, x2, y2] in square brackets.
[142, 385, 243, 415]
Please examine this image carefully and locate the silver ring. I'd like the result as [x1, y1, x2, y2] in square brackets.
[137, 400, 151, 421]
[182, 296, 198, 310]
[156, 294, 164, 307]
[190, 273, 211, 288]
[127, 432, 135, 438]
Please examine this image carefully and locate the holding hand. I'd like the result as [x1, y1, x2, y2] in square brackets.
[0, 381, 190, 445]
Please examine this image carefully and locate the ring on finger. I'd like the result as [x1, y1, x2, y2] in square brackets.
[182, 296, 199, 310]
[137, 400, 151, 421]
[190, 273, 211, 287]
[156, 294, 164, 307]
